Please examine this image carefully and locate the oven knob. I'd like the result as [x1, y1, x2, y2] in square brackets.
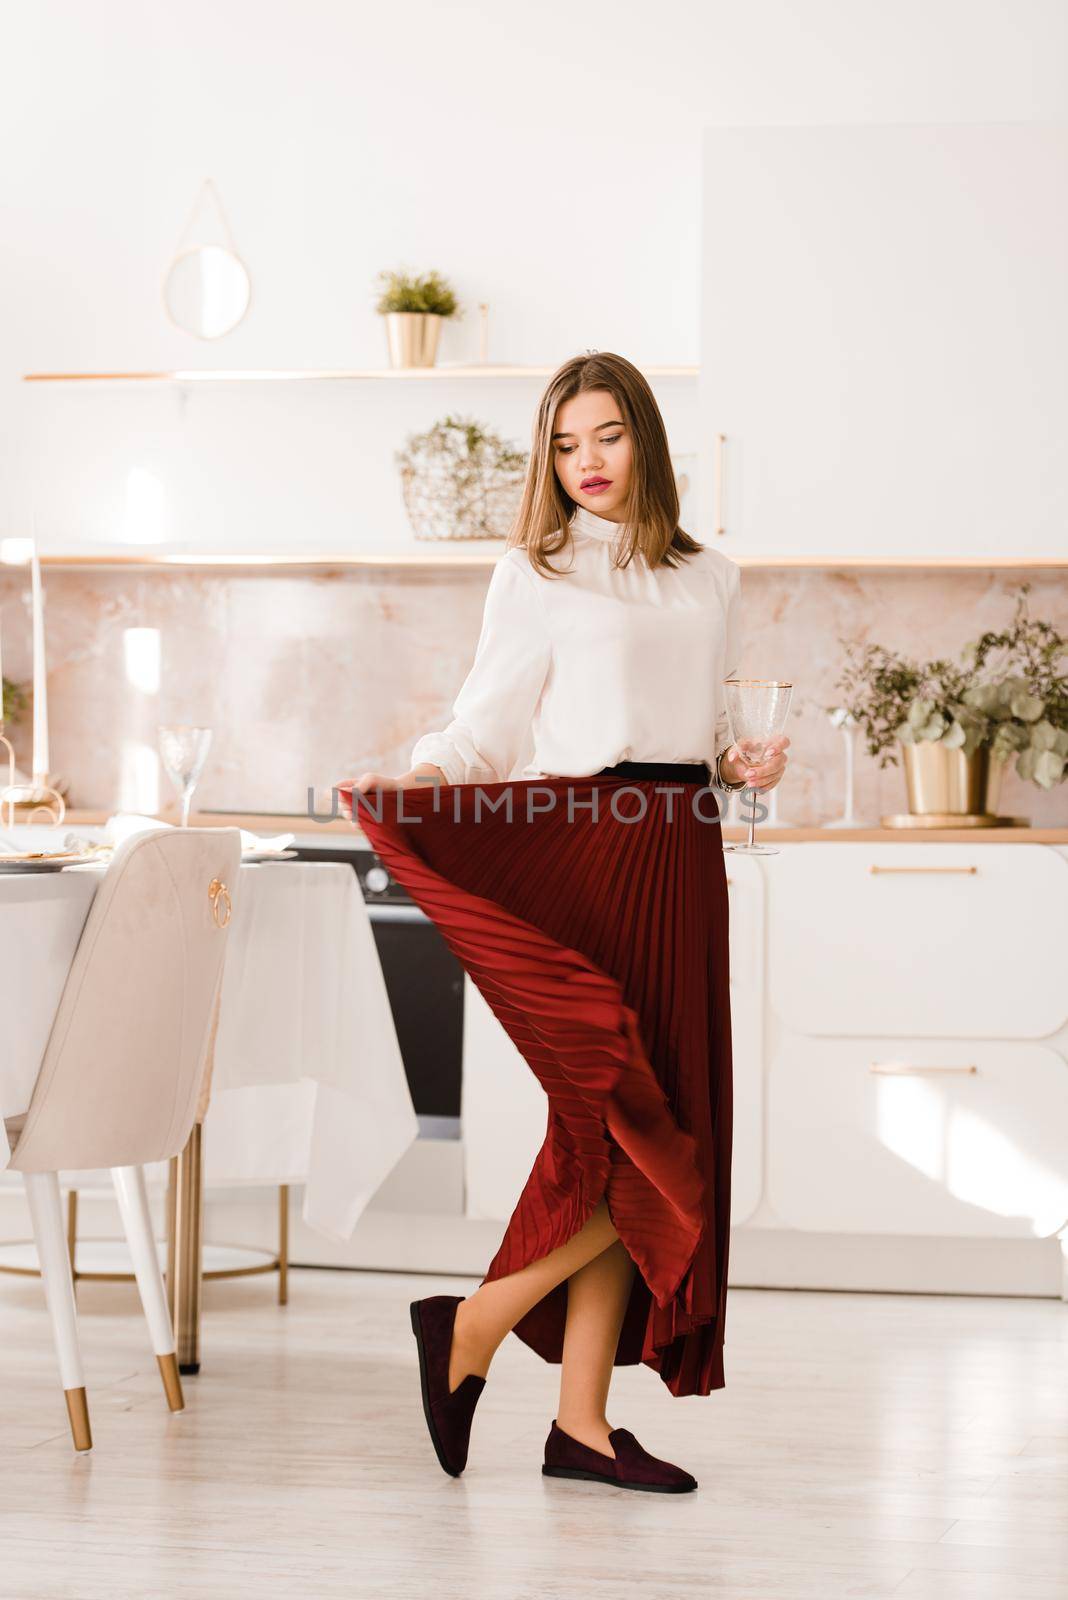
[364, 865, 391, 894]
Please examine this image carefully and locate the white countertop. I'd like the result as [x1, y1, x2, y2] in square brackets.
[7, 809, 1065, 848]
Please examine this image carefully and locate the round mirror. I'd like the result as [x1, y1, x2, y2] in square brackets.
[163, 245, 251, 339]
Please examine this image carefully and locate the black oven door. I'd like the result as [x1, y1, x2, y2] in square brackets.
[366, 902, 464, 1136]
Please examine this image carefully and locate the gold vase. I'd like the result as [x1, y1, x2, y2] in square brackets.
[901, 740, 1003, 817]
[383, 312, 442, 369]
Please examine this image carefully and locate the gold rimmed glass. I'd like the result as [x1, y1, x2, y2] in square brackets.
[722, 679, 793, 856]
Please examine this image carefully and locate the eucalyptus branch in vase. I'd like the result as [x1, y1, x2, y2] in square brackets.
[827, 586, 1068, 808]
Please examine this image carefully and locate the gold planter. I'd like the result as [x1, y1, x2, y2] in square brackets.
[383, 312, 443, 369]
[901, 740, 1003, 817]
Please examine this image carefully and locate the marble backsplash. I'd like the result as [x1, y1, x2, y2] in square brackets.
[1, 563, 1066, 828]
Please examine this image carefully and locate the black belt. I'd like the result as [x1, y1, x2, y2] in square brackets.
[595, 760, 712, 785]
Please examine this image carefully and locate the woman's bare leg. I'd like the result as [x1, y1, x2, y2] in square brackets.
[448, 1197, 619, 1392]
[555, 1239, 636, 1456]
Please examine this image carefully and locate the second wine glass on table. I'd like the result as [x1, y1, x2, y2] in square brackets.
[722, 680, 793, 856]
[158, 725, 213, 827]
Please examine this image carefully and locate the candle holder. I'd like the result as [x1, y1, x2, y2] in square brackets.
[0, 737, 66, 827]
[825, 707, 860, 829]
[2, 533, 59, 825]
[0, 727, 15, 828]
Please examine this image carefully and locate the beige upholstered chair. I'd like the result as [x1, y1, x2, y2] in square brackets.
[7, 826, 241, 1451]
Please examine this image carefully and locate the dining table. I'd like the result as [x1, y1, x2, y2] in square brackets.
[0, 828, 418, 1371]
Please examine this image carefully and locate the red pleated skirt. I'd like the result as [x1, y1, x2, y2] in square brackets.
[342, 762, 733, 1398]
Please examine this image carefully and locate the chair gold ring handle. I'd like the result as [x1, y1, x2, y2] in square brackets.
[208, 878, 232, 928]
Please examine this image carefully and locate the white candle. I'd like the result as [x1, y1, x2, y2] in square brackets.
[30, 541, 49, 781]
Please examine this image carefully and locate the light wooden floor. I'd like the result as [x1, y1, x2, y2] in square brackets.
[1, 1267, 1066, 1599]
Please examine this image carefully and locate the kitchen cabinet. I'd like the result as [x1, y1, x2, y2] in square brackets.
[461, 978, 546, 1224]
[699, 123, 1068, 560]
[760, 840, 1068, 1294]
[723, 854, 763, 1225]
[767, 843, 1068, 1039]
[462, 837, 1068, 1297]
[768, 1034, 1068, 1239]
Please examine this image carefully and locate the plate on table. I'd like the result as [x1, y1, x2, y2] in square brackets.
[0, 850, 100, 873]
[240, 847, 299, 863]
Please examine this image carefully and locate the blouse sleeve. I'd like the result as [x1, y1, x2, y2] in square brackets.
[409, 553, 552, 785]
[713, 561, 743, 766]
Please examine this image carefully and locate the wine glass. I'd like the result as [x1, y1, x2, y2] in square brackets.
[722, 680, 793, 856]
[158, 725, 213, 827]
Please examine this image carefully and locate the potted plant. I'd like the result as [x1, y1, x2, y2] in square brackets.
[1, 676, 28, 726]
[1, 676, 31, 822]
[397, 414, 528, 541]
[829, 586, 1068, 818]
[374, 268, 460, 369]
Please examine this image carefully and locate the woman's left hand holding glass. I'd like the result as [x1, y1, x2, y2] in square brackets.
[722, 735, 791, 791]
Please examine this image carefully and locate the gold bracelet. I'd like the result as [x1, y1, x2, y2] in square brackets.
[716, 750, 747, 792]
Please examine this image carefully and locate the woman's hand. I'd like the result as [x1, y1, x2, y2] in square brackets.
[334, 765, 447, 820]
[366, 764, 446, 791]
[353, 771, 402, 793]
[721, 736, 790, 791]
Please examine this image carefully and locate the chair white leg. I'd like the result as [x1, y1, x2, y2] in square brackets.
[110, 1165, 184, 1412]
[23, 1171, 92, 1452]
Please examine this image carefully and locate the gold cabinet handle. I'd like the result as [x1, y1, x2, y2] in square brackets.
[868, 864, 978, 875]
[870, 1062, 978, 1075]
[714, 433, 727, 537]
[208, 877, 232, 928]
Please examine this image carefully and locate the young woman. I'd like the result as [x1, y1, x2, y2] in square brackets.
[342, 351, 789, 1494]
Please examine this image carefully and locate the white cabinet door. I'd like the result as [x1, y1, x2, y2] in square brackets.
[724, 854, 763, 1225]
[699, 123, 1068, 559]
[768, 1033, 1068, 1238]
[768, 843, 1068, 1040]
[461, 976, 547, 1222]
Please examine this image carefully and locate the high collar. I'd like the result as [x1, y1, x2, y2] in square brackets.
[570, 504, 626, 543]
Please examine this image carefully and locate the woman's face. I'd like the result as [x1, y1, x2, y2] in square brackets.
[551, 387, 633, 522]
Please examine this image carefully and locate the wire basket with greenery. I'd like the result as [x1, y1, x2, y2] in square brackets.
[397, 414, 528, 542]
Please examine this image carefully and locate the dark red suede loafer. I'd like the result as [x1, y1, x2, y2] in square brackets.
[409, 1295, 486, 1477]
[542, 1419, 698, 1493]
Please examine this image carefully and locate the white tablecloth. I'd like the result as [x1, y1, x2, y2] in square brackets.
[0, 853, 417, 1240]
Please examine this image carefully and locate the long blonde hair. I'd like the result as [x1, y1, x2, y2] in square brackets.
[507, 351, 703, 577]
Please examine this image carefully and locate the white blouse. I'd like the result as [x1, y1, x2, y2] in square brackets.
[410, 503, 743, 786]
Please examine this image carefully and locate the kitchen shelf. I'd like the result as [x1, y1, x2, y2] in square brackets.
[24, 548, 1068, 571]
[22, 364, 698, 385]
[33, 547, 509, 570]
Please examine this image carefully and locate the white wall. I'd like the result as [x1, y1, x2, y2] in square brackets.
[0, 0, 1064, 550]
